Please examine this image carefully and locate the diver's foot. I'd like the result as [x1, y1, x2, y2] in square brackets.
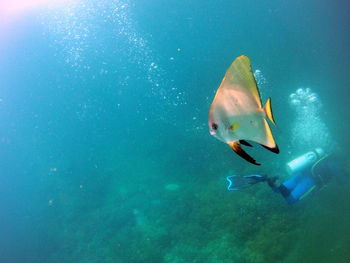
[266, 176, 278, 188]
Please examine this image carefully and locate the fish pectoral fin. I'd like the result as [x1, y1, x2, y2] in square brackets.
[229, 122, 240, 131]
[263, 97, 276, 125]
[239, 140, 253, 147]
[259, 143, 280, 154]
[228, 141, 261, 166]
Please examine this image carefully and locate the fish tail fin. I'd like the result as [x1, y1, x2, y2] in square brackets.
[263, 98, 276, 125]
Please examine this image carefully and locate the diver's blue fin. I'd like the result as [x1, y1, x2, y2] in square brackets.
[227, 174, 267, 191]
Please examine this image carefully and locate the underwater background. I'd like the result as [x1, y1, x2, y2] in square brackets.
[1, 0, 349, 262]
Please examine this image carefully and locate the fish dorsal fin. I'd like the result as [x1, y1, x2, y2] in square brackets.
[263, 97, 276, 125]
[228, 141, 261, 166]
[219, 55, 262, 107]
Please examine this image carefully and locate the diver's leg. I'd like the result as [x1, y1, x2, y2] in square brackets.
[265, 176, 291, 197]
[277, 184, 291, 198]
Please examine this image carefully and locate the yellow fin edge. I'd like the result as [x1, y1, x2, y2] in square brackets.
[263, 119, 276, 149]
[264, 97, 276, 125]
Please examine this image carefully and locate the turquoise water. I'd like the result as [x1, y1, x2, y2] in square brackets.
[1, 0, 349, 262]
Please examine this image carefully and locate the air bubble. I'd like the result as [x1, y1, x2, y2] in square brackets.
[291, 99, 300, 105]
[296, 88, 304, 95]
[289, 87, 330, 151]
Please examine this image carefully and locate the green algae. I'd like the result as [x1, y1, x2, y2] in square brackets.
[165, 183, 180, 191]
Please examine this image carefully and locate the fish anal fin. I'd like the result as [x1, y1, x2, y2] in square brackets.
[261, 119, 277, 149]
[228, 141, 261, 166]
[263, 97, 276, 125]
[260, 143, 280, 154]
[239, 140, 253, 147]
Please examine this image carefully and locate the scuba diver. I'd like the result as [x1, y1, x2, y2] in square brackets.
[227, 148, 347, 204]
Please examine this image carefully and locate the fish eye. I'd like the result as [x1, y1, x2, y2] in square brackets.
[211, 123, 218, 130]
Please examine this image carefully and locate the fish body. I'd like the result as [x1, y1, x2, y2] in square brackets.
[208, 55, 278, 165]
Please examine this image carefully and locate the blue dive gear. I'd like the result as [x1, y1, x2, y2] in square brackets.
[286, 148, 325, 175]
[280, 172, 317, 204]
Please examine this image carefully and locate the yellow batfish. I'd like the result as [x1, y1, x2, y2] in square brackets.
[208, 55, 279, 165]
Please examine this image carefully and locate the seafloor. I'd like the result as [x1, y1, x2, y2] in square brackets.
[42, 134, 350, 263]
